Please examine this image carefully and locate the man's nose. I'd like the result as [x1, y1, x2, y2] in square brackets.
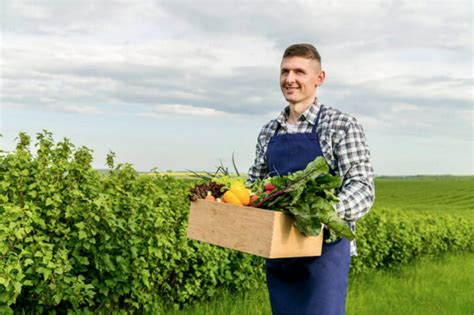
[286, 71, 296, 83]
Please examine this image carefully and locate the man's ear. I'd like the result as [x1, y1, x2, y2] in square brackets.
[316, 70, 326, 87]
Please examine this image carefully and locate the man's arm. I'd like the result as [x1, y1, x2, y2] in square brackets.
[247, 129, 269, 183]
[334, 119, 375, 222]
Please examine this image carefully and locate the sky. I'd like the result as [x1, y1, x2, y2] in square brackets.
[1, 0, 473, 176]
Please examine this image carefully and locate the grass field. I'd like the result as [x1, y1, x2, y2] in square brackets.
[347, 253, 474, 315]
[373, 176, 474, 216]
[162, 176, 474, 314]
[160, 253, 474, 315]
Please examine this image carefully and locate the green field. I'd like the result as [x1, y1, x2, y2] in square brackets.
[161, 176, 474, 314]
[159, 252, 474, 315]
[4, 134, 472, 313]
[373, 176, 474, 216]
[347, 253, 474, 315]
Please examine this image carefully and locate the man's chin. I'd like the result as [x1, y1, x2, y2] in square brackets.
[283, 95, 298, 103]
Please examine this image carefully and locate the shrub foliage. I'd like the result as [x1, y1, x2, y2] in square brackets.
[0, 132, 472, 313]
[351, 208, 473, 274]
[0, 131, 263, 313]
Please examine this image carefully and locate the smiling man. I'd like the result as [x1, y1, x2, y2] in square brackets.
[280, 52, 325, 124]
[247, 43, 375, 315]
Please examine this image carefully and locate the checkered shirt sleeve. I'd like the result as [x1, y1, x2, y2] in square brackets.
[316, 107, 375, 224]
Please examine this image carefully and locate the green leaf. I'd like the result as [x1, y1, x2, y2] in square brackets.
[0, 305, 13, 315]
[78, 230, 87, 240]
[0, 276, 9, 287]
[75, 255, 89, 265]
[13, 282, 22, 294]
[53, 293, 62, 305]
[41, 267, 52, 281]
[141, 269, 150, 288]
[75, 222, 85, 230]
[45, 197, 54, 206]
[28, 190, 37, 198]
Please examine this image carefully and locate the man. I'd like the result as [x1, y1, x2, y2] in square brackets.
[247, 43, 375, 315]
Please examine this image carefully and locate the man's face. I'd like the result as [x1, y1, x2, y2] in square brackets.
[280, 56, 325, 107]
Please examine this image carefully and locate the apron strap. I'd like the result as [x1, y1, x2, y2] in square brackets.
[311, 104, 324, 134]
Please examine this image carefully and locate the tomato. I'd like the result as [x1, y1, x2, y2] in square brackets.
[264, 183, 277, 192]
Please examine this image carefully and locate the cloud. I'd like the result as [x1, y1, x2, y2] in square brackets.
[157, 0, 472, 53]
[49, 105, 102, 115]
[3, 39, 283, 116]
[2, 0, 472, 170]
[320, 73, 473, 140]
[3, 37, 471, 142]
[390, 103, 420, 113]
[138, 104, 235, 118]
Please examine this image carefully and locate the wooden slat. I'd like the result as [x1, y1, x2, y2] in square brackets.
[270, 213, 323, 258]
[187, 200, 275, 257]
[187, 200, 323, 258]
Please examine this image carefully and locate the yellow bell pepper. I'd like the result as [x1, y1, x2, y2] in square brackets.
[222, 181, 250, 206]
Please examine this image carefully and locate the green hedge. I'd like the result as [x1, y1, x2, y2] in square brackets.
[0, 132, 263, 313]
[351, 208, 473, 274]
[0, 132, 472, 313]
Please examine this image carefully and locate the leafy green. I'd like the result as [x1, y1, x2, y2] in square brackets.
[250, 157, 354, 240]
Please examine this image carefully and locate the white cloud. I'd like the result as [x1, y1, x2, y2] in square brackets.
[139, 104, 237, 118]
[49, 105, 102, 115]
[391, 103, 420, 113]
[2, 0, 472, 174]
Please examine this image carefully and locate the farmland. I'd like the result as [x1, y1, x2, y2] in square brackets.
[373, 176, 474, 216]
[1, 133, 472, 313]
[160, 175, 474, 315]
[159, 252, 474, 315]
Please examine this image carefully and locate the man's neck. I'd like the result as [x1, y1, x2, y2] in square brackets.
[287, 99, 316, 124]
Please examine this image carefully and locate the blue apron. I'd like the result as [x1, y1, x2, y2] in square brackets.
[265, 106, 351, 315]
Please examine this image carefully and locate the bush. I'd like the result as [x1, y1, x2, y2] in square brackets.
[0, 132, 264, 313]
[1, 131, 472, 313]
[351, 208, 473, 274]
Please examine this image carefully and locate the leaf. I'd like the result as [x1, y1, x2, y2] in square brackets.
[40, 267, 52, 281]
[287, 156, 329, 183]
[13, 282, 22, 294]
[141, 269, 151, 288]
[75, 222, 86, 230]
[45, 197, 54, 206]
[28, 190, 37, 198]
[252, 156, 352, 240]
[78, 230, 87, 240]
[0, 277, 9, 287]
[231, 152, 240, 177]
[76, 255, 89, 265]
[0, 305, 13, 315]
[53, 293, 62, 305]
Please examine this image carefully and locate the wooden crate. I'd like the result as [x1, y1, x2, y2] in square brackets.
[187, 199, 323, 258]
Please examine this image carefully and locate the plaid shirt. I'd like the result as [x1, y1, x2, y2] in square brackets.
[247, 99, 375, 256]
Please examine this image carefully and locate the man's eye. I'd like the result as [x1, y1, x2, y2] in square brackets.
[296, 70, 304, 74]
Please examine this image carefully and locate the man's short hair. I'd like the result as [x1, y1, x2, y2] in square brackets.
[283, 43, 321, 64]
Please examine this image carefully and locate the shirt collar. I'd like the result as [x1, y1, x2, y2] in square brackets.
[276, 98, 321, 127]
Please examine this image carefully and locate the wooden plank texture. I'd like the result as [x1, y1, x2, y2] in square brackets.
[187, 200, 323, 258]
[187, 199, 275, 257]
[269, 213, 323, 258]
